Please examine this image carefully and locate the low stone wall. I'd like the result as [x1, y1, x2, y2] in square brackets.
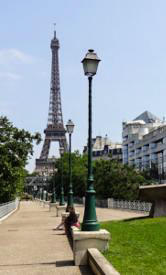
[88, 248, 120, 275]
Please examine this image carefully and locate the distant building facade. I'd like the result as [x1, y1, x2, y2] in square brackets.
[83, 135, 122, 162]
[122, 111, 166, 176]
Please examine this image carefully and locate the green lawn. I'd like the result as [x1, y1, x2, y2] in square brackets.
[101, 217, 166, 275]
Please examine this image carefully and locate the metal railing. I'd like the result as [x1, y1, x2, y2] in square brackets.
[0, 199, 19, 219]
[74, 196, 151, 213]
[107, 198, 151, 212]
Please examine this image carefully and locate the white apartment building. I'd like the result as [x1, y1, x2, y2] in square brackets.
[122, 111, 166, 175]
[83, 135, 122, 161]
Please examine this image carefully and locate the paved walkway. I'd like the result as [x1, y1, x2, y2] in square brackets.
[0, 202, 92, 275]
[0, 201, 147, 275]
[76, 204, 148, 222]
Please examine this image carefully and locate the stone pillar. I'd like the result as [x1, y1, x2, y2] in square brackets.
[72, 228, 110, 266]
[56, 205, 66, 217]
[150, 200, 166, 217]
[49, 202, 58, 212]
[82, 196, 85, 205]
[43, 201, 50, 208]
[108, 198, 114, 208]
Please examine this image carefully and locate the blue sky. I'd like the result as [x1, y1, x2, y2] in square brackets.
[1, 1, 166, 171]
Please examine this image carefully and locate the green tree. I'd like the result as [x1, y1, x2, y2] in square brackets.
[48, 151, 87, 198]
[94, 159, 148, 200]
[49, 153, 149, 201]
[0, 116, 41, 202]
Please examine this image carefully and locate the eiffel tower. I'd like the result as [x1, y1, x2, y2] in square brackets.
[35, 29, 67, 175]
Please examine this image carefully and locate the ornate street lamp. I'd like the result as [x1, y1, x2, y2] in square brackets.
[81, 49, 101, 231]
[66, 119, 75, 210]
[59, 147, 65, 205]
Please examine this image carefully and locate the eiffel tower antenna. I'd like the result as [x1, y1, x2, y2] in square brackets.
[35, 28, 67, 175]
[53, 23, 56, 38]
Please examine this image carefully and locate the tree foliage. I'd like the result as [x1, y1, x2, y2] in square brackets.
[0, 116, 41, 203]
[50, 152, 149, 201]
[94, 159, 148, 200]
[48, 151, 87, 197]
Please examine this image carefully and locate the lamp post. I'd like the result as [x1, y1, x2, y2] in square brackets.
[45, 190, 48, 201]
[41, 187, 43, 200]
[59, 147, 65, 205]
[51, 186, 56, 203]
[66, 119, 75, 210]
[51, 159, 57, 203]
[40, 189, 42, 199]
[43, 173, 47, 201]
[81, 49, 101, 231]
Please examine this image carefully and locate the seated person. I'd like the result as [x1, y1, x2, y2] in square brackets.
[64, 207, 80, 235]
[54, 206, 80, 232]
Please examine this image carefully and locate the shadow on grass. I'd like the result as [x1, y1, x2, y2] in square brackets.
[123, 215, 150, 222]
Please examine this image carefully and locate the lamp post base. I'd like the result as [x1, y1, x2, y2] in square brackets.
[51, 192, 56, 204]
[67, 192, 74, 210]
[81, 222, 100, 232]
[82, 190, 100, 231]
[59, 200, 65, 206]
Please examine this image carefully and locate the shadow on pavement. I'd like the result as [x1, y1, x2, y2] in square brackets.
[56, 260, 74, 267]
[79, 266, 93, 274]
[0, 262, 56, 267]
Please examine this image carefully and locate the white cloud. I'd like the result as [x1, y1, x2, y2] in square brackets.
[0, 72, 22, 80]
[0, 48, 34, 65]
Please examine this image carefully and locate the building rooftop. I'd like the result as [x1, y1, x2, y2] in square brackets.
[126, 120, 145, 125]
[134, 111, 161, 124]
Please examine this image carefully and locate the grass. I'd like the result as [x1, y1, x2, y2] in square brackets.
[101, 217, 166, 275]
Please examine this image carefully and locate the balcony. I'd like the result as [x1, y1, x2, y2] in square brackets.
[150, 142, 166, 153]
[142, 146, 149, 152]
[136, 149, 141, 155]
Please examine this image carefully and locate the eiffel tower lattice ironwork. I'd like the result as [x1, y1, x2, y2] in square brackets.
[35, 30, 67, 174]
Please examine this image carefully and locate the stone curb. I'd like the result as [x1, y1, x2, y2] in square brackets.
[88, 248, 120, 275]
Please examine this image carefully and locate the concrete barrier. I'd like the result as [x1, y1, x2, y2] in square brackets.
[71, 227, 110, 266]
[88, 248, 120, 275]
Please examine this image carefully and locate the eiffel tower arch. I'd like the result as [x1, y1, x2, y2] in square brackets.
[35, 29, 67, 175]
